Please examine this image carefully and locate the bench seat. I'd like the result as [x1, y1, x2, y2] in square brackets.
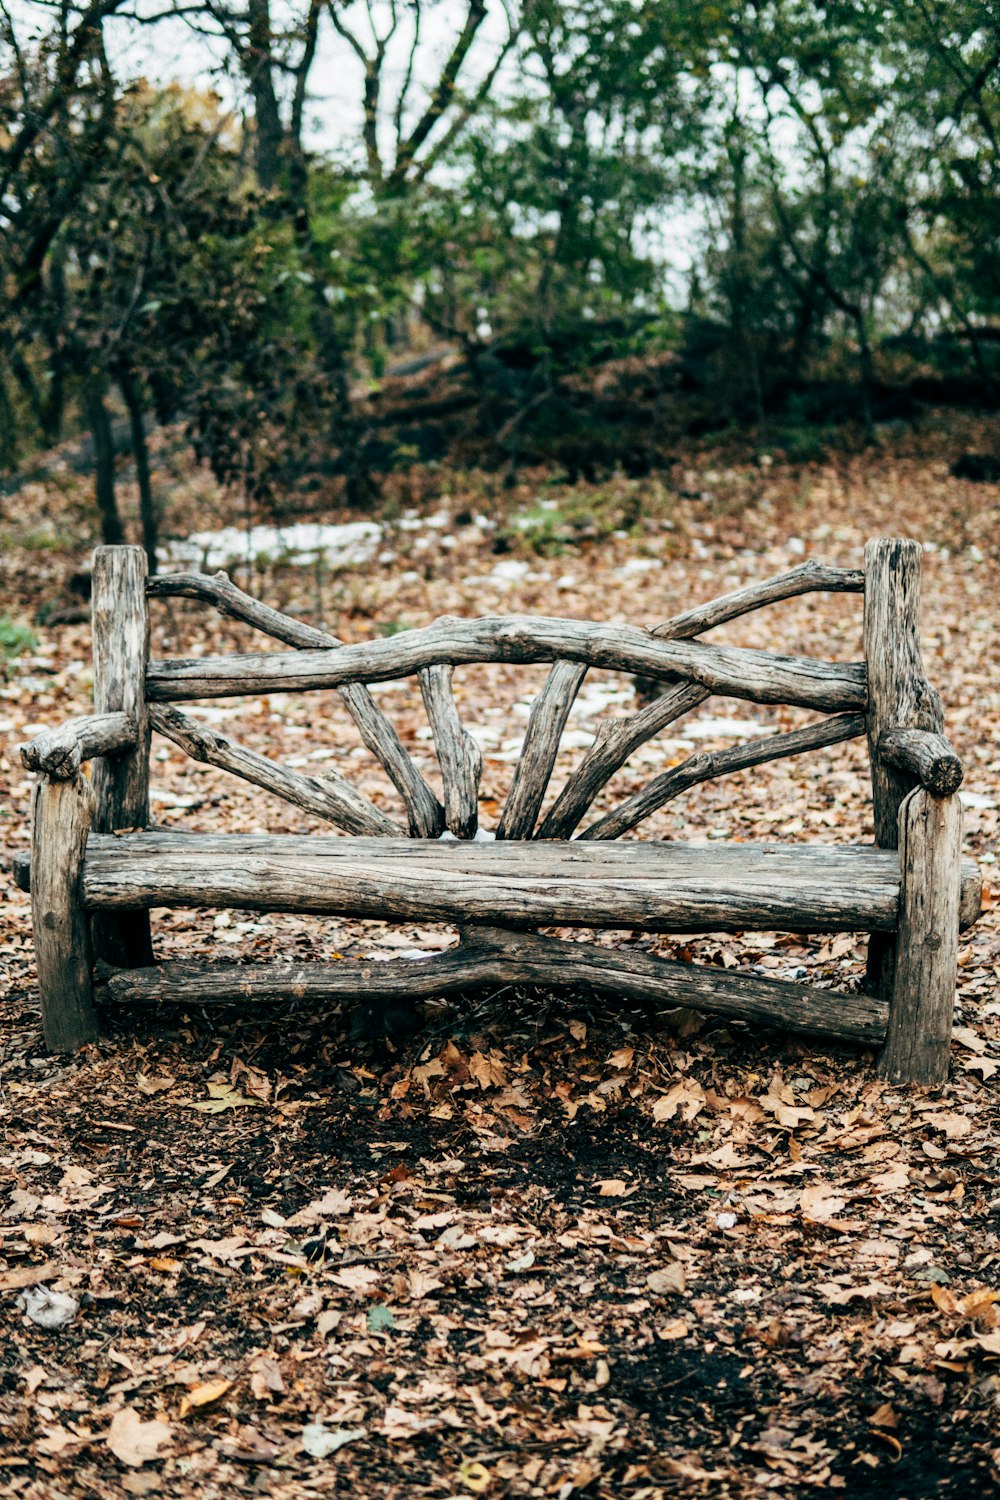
[79, 832, 983, 935]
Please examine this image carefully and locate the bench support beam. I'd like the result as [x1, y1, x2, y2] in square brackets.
[91, 545, 154, 968]
[878, 788, 962, 1086]
[31, 774, 99, 1052]
[99, 924, 888, 1045]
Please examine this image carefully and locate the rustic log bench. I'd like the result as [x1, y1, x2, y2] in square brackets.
[17, 538, 982, 1085]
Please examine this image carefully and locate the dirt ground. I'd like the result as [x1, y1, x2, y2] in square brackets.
[0, 421, 998, 1498]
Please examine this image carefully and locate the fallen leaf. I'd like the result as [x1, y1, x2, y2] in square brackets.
[178, 1379, 232, 1418]
[652, 1078, 706, 1123]
[657, 1317, 690, 1340]
[458, 1459, 492, 1492]
[0, 1262, 58, 1292]
[191, 1083, 265, 1113]
[647, 1263, 687, 1296]
[596, 1178, 628, 1196]
[106, 1407, 173, 1467]
[301, 1422, 365, 1458]
[136, 1073, 175, 1095]
[799, 1184, 848, 1223]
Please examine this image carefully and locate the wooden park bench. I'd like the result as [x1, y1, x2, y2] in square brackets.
[17, 538, 981, 1085]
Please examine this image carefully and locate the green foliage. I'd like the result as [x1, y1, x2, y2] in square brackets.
[1, 0, 998, 507]
[0, 617, 38, 658]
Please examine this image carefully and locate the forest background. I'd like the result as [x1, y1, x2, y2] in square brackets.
[2, 0, 999, 564]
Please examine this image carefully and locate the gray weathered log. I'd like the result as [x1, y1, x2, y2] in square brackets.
[31, 774, 98, 1052]
[149, 704, 402, 837]
[149, 569, 442, 837]
[419, 665, 482, 838]
[581, 713, 866, 841]
[19, 712, 136, 779]
[878, 788, 963, 1085]
[537, 682, 710, 839]
[79, 830, 981, 933]
[878, 727, 963, 797]
[91, 545, 153, 967]
[147, 615, 867, 712]
[498, 660, 587, 840]
[651, 560, 864, 640]
[99, 923, 888, 1044]
[863, 539, 944, 847]
[863, 538, 943, 998]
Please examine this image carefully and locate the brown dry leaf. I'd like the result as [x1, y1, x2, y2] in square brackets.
[23, 1224, 58, 1246]
[818, 1280, 897, 1306]
[958, 1288, 1000, 1319]
[191, 1083, 266, 1114]
[468, 1051, 507, 1089]
[922, 1111, 973, 1140]
[105, 1407, 173, 1466]
[931, 1283, 959, 1314]
[249, 1357, 285, 1401]
[799, 1183, 848, 1223]
[652, 1078, 706, 1123]
[595, 1178, 628, 1197]
[178, 1380, 232, 1418]
[647, 1263, 687, 1296]
[607, 1046, 635, 1070]
[136, 1073, 175, 1095]
[657, 1317, 690, 1340]
[0, 1263, 57, 1292]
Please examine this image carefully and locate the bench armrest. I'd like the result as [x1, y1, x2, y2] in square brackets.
[19, 712, 137, 780]
[878, 726, 963, 796]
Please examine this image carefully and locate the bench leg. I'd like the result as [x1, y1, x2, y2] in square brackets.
[30, 774, 99, 1053]
[878, 788, 962, 1086]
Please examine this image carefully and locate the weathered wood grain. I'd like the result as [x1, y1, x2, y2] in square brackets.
[498, 660, 587, 840]
[581, 713, 866, 841]
[536, 682, 710, 839]
[82, 832, 943, 933]
[863, 538, 943, 999]
[149, 568, 443, 837]
[149, 704, 402, 837]
[863, 539, 943, 847]
[419, 665, 482, 838]
[20, 712, 136, 779]
[651, 560, 864, 640]
[90, 545, 153, 967]
[878, 788, 963, 1085]
[879, 727, 963, 796]
[147, 616, 867, 712]
[31, 775, 98, 1052]
[100, 923, 887, 1044]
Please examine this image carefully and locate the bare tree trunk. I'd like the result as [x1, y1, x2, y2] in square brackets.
[119, 369, 158, 573]
[84, 378, 125, 545]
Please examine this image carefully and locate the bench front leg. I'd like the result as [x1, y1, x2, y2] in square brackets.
[30, 773, 99, 1053]
[878, 787, 963, 1086]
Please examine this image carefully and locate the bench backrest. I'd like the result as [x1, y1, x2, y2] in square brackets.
[88, 536, 948, 849]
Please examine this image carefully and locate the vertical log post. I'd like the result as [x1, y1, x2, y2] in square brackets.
[878, 788, 962, 1085]
[91, 545, 154, 967]
[862, 538, 943, 999]
[31, 774, 99, 1052]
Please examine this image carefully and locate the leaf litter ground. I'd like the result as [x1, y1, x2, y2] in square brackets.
[0, 426, 998, 1498]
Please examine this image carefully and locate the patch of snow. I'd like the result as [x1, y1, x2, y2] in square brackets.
[786, 536, 806, 555]
[159, 521, 382, 572]
[18, 1286, 78, 1330]
[682, 716, 771, 740]
[365, 679, 411, 695]
[960, 790, 997, 810]
[488, 559, 532, 585]
[614, 558, 660, 577]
